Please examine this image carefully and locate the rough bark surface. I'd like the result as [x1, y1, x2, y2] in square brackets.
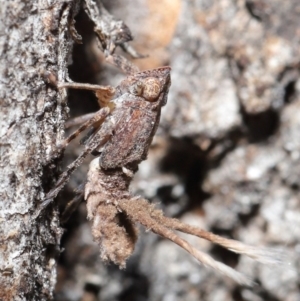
[0, 1, 77, 300]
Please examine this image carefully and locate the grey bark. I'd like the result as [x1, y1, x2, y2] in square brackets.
[0, 1, 77, 300]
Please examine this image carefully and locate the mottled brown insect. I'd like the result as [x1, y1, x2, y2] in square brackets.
[43, 62, 281, 285]
[43, 66, 171, 204]
[42, 0, 285, 285]
[42, 64, 283, 286]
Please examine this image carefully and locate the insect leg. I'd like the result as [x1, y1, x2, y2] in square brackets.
[42, 121, 114, 208]
[106, 54, 140, 75]
[58, 82, 114, 93]
[65, 112, 96, 129]
[61, 185, 85, 224]
[59, 107, 110, 150]
[58, 82, 115, 107]
[120, 43, 147, 59]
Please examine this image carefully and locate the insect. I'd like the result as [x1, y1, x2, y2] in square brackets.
[43, 64, 171, 204]
[42, 62, 283, 286]
[42, 0, 285, 284]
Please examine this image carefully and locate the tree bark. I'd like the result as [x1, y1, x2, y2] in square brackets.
[0, 1, 77, 299]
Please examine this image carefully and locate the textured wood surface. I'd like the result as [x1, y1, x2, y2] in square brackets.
[0, 1, 76, 299]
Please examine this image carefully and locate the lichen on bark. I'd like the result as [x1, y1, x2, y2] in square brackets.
[0, 1, 78, 299]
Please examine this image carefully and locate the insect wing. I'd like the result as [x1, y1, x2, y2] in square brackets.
[100, 106, 159, 169]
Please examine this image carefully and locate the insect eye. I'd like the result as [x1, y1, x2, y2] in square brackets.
[142, 77, 161, 102]
[130, 81, 144, 96]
